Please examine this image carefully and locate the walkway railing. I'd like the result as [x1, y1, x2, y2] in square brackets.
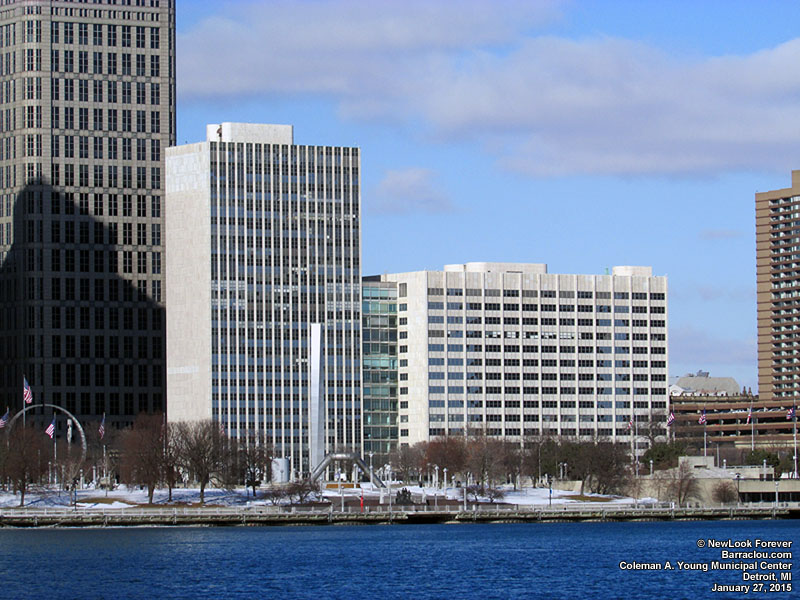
[1, 501, 797, 519]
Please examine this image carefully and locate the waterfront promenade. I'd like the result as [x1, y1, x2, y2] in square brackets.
[1, 502, 796, 527]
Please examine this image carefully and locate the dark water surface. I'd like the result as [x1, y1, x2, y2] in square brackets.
[0, 520, 797, 599]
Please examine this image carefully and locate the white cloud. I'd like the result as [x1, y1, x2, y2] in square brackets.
[179, 1, 800, 176]
[371, 168, 454, 214]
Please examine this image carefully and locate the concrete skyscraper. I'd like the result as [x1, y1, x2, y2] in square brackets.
[0, 1, 176, 433]
[373, 262, 668, 453]
[166, 123, 362, 478]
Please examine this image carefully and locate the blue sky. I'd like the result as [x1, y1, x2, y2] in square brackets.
[175, 0, 800, 391]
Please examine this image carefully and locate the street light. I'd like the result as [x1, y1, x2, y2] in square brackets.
[736, 473, 741, 507]
[649, 459, 654, 477]
[387, 463, 392, 517]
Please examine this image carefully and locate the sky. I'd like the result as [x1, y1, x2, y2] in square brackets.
[174, 0, 800, 392]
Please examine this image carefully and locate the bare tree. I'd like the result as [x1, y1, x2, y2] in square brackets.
[239, 436, 273, 497]
[497, 441, 522, 489]
[175, 420, 227, 504]
[465, 435, 504, 491]
[667, 461, 700, 506]
[119, 413, 164, 503]
[521, 436, 561, 484]
[262, 486, 288, 505]
[287, 479, 320, 504]
[711, 480, 737, 505]
[425, 436, 467, 480]
[485, 486, 506, 503]
[586, 441, 629, 495]
[161, 422, 181, 502]
[4, 425, 48, 506]
[389, 443, 425, 483]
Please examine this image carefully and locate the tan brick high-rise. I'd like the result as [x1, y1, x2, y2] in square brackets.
[756, 171, 800, 403]
[0, 1, 176, 435]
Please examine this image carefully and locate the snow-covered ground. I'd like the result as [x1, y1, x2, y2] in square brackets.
[0, 483, 650, 509]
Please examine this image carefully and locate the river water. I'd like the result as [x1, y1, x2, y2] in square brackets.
[0, 520, 797, 599]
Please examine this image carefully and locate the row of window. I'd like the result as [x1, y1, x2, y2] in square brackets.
[428, 302, 664, 313]
[426, 288, 665, 300]
[46, 221, 160, 245]
[49, 362, 162, 388]
[51, 162, 161, 189]
[426, 358, 665, 368]
[50, 106, 161, 133]
[428, 372, 666, 381]
[424, 343, 666, 354]
[38, 248, 161, 275]
[425, 428, 656, 437]
[429, 414, 647, 423]
[48, 22, 160, 49]
[425, 386, 667, 395]
[50, 49, 161, 77]
[427, 399, 666, 408]
[23, 303, 163, 332]
[23, 276, 162, 306]
[49, 78, 161, 105]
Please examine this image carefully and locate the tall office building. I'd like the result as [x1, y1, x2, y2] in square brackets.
[756, 170, 800, 403]
[166, 123, 362, 478]
[375, 263, 668, 452]
[0, 1, 176, 433]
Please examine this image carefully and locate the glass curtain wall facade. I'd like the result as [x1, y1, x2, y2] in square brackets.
[0, 0, 176, 433]
[361, 279, 398, 462]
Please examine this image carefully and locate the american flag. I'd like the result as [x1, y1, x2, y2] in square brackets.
[23, 377, 33, 404]
[787, 405, 796, 421]
[45, 416, 55, 439]
[698, 409, 707, 425]
[666, 412, 675, 427]
[98, 413, 106, 440]
[746, 404, 752, 425]
[0, 408, 8, 428]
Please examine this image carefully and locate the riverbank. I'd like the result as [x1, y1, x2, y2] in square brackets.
[1, 503, 796, 528]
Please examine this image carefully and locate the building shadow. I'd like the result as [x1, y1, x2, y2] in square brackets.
[0, 180, 165, 437]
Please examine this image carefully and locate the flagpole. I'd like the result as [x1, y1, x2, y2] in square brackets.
[698, 406, 707, 458]
[792, 415, 797, 479]
[53, 413, 57, 487]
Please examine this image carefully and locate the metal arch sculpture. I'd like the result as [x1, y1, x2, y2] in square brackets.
[5, 404, 88, 477]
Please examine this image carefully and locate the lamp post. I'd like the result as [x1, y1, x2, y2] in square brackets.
[649, 459, 654, 477]
[548, 474, 552, 507]
[443, 467, 448, 491]
[368, 452, 374, 486]
[434, 465, 439, 489]
[736, 473, 741, 507]
[387, 463, 392, 517]
[775, 480, 779, 507]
